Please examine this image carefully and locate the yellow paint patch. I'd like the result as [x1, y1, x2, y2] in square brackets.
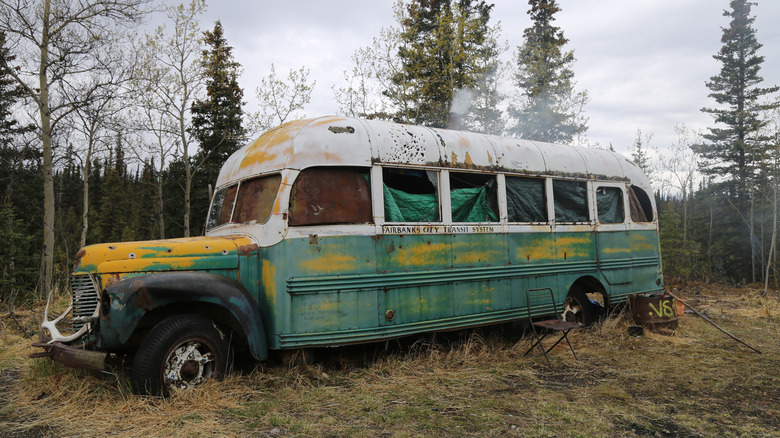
[392, 242, 450, 267]
[556, 236, 592, 258]
[451, 151, 458, 164]
[518, 236, 592, 261]
[298, 254, 358, 274]
[317, 299, 340, 312]
[464, 152, 473, 166]
[77, 236, 251, 273]
[631, 235, 656, 252]
[262, 260, 277, 308]
[455, 249, 502, 264]
[602, 247, 631, 255]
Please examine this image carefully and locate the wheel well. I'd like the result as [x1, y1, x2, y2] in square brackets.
[569, 276, 608, 307]
[132, 302, 247, 349]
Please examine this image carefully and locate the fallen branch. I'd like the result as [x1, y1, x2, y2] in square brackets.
[2, 311, 27, 334]
[667, 291, 761, 354]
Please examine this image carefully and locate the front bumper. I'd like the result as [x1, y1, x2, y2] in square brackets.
[30, 342, 107, 371]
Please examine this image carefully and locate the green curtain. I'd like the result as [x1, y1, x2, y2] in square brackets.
[451, 187, 498, 222]
[553, 180, 588, 222]
[383, 185, 440, 222]
[597, 187, 624, 224]
[506, 177, 546, 222]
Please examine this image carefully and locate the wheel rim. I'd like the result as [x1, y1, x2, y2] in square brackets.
[162, 338, 218, 391]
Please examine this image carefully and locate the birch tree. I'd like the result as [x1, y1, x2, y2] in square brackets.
[134, 0, 206, 237]
[248, 64, 315, 136]
[0, 0, 149, 296]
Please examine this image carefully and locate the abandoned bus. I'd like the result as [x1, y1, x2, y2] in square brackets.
[33, 115, 663, 395]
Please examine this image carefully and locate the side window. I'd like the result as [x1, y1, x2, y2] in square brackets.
[553, 180, 588, 223]
[289, 167, 372, 226]
[233, 174, 282, 225]
[506, 176, 547, 222]
[629, 185, 654, 222]
[449, 172, 498, 222]
[383, 168, 440, 222]
[596, 186, 624, 224]
[206, 184, 238, 230]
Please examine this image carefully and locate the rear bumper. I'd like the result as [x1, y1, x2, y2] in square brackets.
[30, 342, 107, 371]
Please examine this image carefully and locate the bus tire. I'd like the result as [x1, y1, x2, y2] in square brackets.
[131, 314, 232, 396]
[562, 289, 595, 326]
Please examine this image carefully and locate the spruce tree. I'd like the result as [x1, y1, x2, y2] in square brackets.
[0, 31, 36, 297]
[389, 0, 494, 128]
[696, 0, 778, 281]
[508, 0, 587, 143]
[190, 20, 246, 233]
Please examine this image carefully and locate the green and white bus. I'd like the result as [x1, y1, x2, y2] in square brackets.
[35, 115, 663, 394]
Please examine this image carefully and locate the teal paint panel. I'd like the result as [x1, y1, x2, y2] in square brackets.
[286, 235, 378, 277]
[451, 233, 509, 268]
[596, 230, 633, 285]
[290, 289, 378, 332]
[452, 279, 511, 316]
[375, 234, 453, 272]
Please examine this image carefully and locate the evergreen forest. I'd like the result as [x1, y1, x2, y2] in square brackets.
[0, 0, 778, 303]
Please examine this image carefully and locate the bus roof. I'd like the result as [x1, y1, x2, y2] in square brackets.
[216, 115, 651, 189]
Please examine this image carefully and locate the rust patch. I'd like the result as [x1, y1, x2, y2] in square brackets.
[289, 168, 371, 226]
[132, 279, 156, 311]
[238, 243, 259, 255]
[105, 274, 121, 288]
[73, 249, 86, 270]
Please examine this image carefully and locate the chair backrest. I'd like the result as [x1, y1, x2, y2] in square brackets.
[525, 288, 562, 321]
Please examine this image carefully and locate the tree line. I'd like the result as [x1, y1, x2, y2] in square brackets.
[0, 0, 778, 302]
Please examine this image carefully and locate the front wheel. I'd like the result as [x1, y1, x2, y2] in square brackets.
[131, 314, 232, 396]
[561, 289, 595, 326]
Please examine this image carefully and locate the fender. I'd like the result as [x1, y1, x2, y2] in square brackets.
[100, 271, 268, 360]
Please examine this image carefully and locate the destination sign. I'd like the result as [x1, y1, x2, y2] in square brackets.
[381, 225, 497, 234]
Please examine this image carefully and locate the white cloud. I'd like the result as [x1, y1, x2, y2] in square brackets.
[201, 0, 780, 157]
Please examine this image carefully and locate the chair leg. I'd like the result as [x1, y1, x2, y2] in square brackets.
[525, 328, 553, 368]
[544, 330, 568, 353]
[524, 332, 547, 356]
[543, 331, 578, 361]
[562, 331, 578, 360]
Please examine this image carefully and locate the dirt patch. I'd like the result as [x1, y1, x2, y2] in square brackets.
[618, 417, 696, 438]
[0, 369, 58, 438]
[534, 366, 612, 390]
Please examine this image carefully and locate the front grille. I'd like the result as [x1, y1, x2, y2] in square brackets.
[71, 274, 100, 331]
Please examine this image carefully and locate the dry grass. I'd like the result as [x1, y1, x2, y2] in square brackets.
[1, 283, 778, 437]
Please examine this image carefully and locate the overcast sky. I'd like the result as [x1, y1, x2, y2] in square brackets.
[200, 0, 780, 156]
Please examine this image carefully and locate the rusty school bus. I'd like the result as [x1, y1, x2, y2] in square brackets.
[33, 115, 663, 395]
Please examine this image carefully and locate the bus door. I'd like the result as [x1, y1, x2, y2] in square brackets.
[593, 182, 633, 295]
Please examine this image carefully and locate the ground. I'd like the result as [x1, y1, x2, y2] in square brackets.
[0, 283, 778, 437]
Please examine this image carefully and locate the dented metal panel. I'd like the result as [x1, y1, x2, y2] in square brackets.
[364, 120, 443, 166]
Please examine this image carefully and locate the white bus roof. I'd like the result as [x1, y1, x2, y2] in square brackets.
[216, 115, 651, 189]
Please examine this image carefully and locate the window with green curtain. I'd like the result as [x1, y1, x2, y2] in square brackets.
[506, 176, 547, 222]
[383, 185, 440, 222]
[449, 172, 498, 222]
[382, 167, 440, 222]
[596, 186, 624, 224]
[451, 187, 498, 222]
[553, 180, 588, 222]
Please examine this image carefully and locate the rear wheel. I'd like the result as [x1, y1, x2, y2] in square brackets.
[562, 289, 595, 326]
[131, 314, 232, 396]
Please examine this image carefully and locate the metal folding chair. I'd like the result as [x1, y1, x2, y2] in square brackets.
[523, 288, 581, 367]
